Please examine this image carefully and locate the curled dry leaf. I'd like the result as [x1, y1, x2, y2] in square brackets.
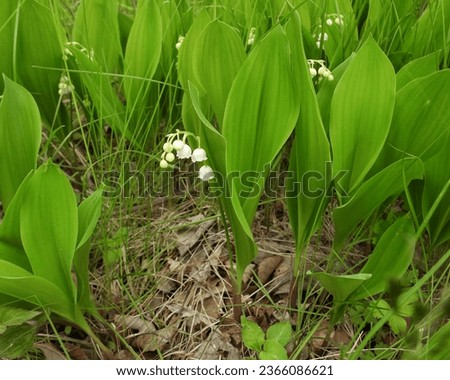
[257, 256, 283, 284]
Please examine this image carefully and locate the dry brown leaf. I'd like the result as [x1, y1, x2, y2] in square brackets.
[36, 343, 67, 360]
[310, 320, 334, 354]
[257, 256, 283, 284]
[114, 315, 156, 336]
[135, 324, 178, 353]
[192, 331, 240, 359]
[173, 214, 215, 255]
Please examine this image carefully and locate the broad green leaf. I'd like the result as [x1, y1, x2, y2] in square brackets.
[15, 0, 64, 126]
[330, 36, 396, 194]
[320, 0, 358, 68]
[192, 20, 246, 127]
[73, 0, 121, 73]
[260, 340, 288, 360]
[0, 324, 36, 359]
[157, 0, 182, 77]
[333, 157, 423, 251]
[316, 53, 354, 133]
[0, 172, 32, 247]
[0, 259, 76, 321]
[223, 25, 299, 221]
[74, 188, 103, 310]
[307, 271, 371, 302]
[285, 12, 331, 262]
[67, 46, 128, 140]
[77, 188, 103, 249]
[0, 76, 41, 210]
[266, 321, 292, 347]
[188, 82, 226, 175]
[0, 1, 16, 92]
[351, 216, 416, 301]
[422, 137, 450, 246]
[20, 162, 78, 300]
[124, 0, 162, 116]
[396, 53, 439, 91]
[177, 9, 211, 90]
[403, 0, 450, 60]
[240, 316, 264, 352]
[0, 305, 40, 334]
[0, 240, 30, 271]
[382, 70, 450, 165]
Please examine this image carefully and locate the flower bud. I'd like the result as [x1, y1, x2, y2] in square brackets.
[165, 152, 175, 162]
[326, 18, 333, 26]
[160, 160, 168, 169]
[309, 67, 318, 77]
[163, 142, 173, 152]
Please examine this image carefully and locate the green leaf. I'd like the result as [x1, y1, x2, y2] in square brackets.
[15, 0, 64, 126]
[266, 321, 292, 347]
[0, 76, 41, 210]
[192, 20, 246, 127]
[396, 53, 439, 91]
[351, 216, 416, 301]
[240, 316, 265, 352]
[259, 339, 288, 360]
[308, 271, 372, 302]
[285, 12, 331, 260]
[422, 137, 450, 246]
[123, 0, 162, 116]
[0, 324, 36, 359]
[73, 0, 122, 73]
[74, 188, 103, 311]
[177, 9, 211, 90]
[20, 162, 78, 300]
[0, 259, 76, 321]
[0, 172, 32, 248]
[77, 188, 103, 250]
[67, 46, 128, 140]
[0, 305, 40, 334]
[332, 157, 423, 251]
[330, 36, 396, 193]
[382, 70, 450, 165]
[223, 25, 299, 221]
[0, 240, 30, 271]
[157, 0, 183, 77]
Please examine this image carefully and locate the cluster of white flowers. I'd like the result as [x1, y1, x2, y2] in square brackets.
[315, 32, 329, 48]
[308, 59, 334, 81]
[160, 129, 214, 181]
[58, 75, 74, 96]
[175, 36, 185, 50]
[315, 14, 344, 48]
[325, 14, 344, 26]
[247, 27, 256, 46]
[63, 41, 94, 61]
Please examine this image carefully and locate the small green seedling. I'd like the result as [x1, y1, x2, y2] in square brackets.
[241, 316, 293, 360]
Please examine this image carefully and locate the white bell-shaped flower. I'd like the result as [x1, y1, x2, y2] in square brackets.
[198, 165, 214, 181]
[172, 139, 185, 151]
[176, 144, 192, 159]
[191, 148, 207, 163]
[160, 160, 168, 169]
